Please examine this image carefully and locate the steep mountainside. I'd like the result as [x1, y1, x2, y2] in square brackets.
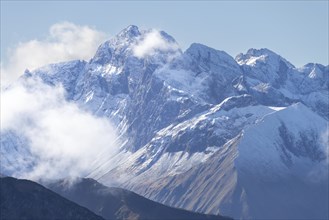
[48, 178, 231, 220]
[0, 177, 104, 220]
[1, 25, 328, 219]
[125, 103, 328, 219]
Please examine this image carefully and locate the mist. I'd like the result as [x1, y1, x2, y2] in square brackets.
[1, 77, 120, 181]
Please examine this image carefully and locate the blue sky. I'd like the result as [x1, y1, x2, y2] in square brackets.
[1, 1, 328, 68]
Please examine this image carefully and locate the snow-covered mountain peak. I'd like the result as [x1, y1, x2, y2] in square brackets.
[91, 26, 181, 66]
[235, 48, 296, 88]
[298, 63, 328, 79]
[117, 25, 141, 39]
[91, 25, 142, 65]
[185, 43, 238, 68]
[183, 43, 241, 86]
[236, 48, 294, 69]
[157, 30, 177, 44]
[246, 48, 279, 57]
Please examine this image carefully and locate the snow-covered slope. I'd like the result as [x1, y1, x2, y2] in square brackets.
[1, 25, 328, 219]
[236, 48, 329, 118]
[123, 103, 328, 219]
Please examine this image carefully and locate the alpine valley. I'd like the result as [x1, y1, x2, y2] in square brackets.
[1, 25, 328, 219]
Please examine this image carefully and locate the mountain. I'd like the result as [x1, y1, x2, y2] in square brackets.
[48, 178, 231, 220]
[0, 177, 104, 220]
[1, 25, 328, 219]
[126, 103, 328, 219]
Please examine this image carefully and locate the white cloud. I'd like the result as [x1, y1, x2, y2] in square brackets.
[1, 78, 120, 180]
[1, 22, 107, 85]
[132, 30, 179, 58]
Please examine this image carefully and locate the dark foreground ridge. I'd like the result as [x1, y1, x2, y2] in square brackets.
[0, 176, 231, 220]
[48, 177, 232, 220]
[0, 177, 104, 220]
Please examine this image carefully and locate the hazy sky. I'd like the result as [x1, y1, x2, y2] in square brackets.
[1, 1, 328, 68]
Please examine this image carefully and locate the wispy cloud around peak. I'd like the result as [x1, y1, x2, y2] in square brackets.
[1, 78, 120, 180]
[1, 22, 107, 85]
[132, 30, 180, 58]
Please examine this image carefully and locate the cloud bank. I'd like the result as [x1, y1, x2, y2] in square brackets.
[133, 30, 179, 58]
[1, 78, 119, 180]
[1, 22, 106, 85]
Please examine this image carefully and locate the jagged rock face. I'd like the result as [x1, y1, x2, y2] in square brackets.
[1, 25, 328, 219]
[0, 177, 104, 220]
